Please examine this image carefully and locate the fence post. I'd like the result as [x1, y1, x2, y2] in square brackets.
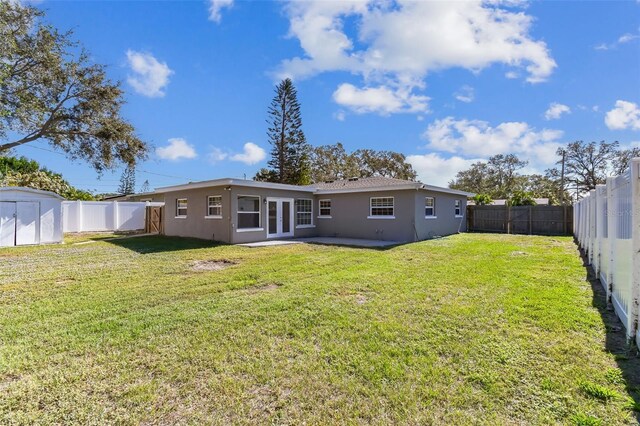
[605, 178, 615, 302]
[113, 201, 120, 232]
[631, 159, 640, 346]
[77, 201, 83, 233]
[506, 204, 511, 234]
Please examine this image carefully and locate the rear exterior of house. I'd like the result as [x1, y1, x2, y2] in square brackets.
[141, 177, 471, 244]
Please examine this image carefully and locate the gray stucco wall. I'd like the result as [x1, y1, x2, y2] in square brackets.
[313, 190, 416, 242]
[228, 186, 318, 244]
[160, 184, 467, 244]
[413, 190, 467, 240]
[163, 186, 232, 242]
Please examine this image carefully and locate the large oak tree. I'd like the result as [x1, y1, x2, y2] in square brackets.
[0, 3, 147, 171]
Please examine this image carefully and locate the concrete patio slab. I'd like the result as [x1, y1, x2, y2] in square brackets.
[238, 240, 305, 248]
[239, 237, 401, 248]
[297, 237, 401, 248]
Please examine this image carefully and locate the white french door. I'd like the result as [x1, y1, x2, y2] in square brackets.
[266, 198, 294, 238]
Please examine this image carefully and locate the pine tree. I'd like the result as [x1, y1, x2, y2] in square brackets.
[140, 179, 150, 193]
[256, 78, 310, 184]
[118, 165, 136, 195]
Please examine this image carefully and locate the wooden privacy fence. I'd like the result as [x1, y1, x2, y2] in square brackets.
[574, 158, 640, 344]
[467, 205, 573, 236]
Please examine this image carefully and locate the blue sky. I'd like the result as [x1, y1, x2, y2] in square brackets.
[13, 0, 640, 192]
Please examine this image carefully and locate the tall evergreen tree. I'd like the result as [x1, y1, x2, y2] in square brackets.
[256, 78, 310, 184]
[118, 165, 136, 195]
[140, 179, 150, 193]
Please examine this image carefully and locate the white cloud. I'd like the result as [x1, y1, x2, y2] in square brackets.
[229, 143, 266, 165]
[423, 117, 563, 164]
[406, 153, 483, 187]
[156, 138, 197, 161]
[332, 83, 429, 115]
[544, 102, 571, 120]
[333, 110, 346, 121]
[505, 71, 519, 79]
[605, 100, 640, 131]
[595, 30, 640, 50]
[207, 147, 228, 163]
[618, 33, 640, 44]
[126, 50, 173, 98]
[278, 1, 555, 114]
[208, 0, 233, 23]
[454, 85, 475, 103]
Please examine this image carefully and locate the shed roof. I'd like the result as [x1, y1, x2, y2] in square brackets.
[0, 187, 64, 200]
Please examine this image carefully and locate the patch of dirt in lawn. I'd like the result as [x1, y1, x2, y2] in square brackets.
[509, 251, 529, 256]
[190, 259, 237, 272]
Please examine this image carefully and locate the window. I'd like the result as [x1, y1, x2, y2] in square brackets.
[455, 199, 462, 216]
[237, 195, 261, 229]
[207, 195, 222, 217]
[369, 197, 394, 218]
[319, 199, 331, 217]
[295, 199, 313, 226]
[176, 198, 187, 217]
[425, 197, 436, 217]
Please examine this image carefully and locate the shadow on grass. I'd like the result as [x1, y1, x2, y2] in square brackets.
[103, 235, 224, 254]
[579, 246, 640, 421]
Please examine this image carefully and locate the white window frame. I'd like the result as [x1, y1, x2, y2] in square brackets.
[318, 199, 332, 218]
[368, 196, 395, 219]
[425, 197, 437, 219]
[206, 195, 222, 218]
[236, 195, 263, 232]
[295, 198, 314, 228]
[175, 198, 187, 218]
[455, 199, 463, 217]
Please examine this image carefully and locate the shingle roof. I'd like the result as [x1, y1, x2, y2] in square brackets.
[311, 176, 418, 190]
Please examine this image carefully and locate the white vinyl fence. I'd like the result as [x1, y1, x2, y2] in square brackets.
[62, 201, 162, 233]
[574, 158, 640, 344]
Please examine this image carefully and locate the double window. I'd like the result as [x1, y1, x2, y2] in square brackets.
[295, 199, 313, 226]
[425, 197, 436, 217]
[369, 197, 394, 218]
[455, 200, 462, 217]
[319, 199, 331, 217]
[207, 195, 222, 217]
[176, 198, 187, 217]
[237, 195, 261, 229]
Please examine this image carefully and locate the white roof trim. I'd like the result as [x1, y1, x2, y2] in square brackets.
[314, 184, 420, 194]
[150, 178, 474, 197]
[0, 186, 64, 199]
[155, 178, 316, 194]
[419, 185, 474, 197]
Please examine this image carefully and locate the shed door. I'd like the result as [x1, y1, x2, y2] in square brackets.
[16, 202, 39, 246]
[0, 202, 16, 247]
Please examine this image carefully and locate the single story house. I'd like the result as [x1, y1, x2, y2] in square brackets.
[124, 176, 473, 244]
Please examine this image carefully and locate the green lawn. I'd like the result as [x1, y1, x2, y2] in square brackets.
[0, 233, 638, 424]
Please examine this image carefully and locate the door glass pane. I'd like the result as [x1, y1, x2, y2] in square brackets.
[268, 201, 277, 234]
[282, 201, 291, 233]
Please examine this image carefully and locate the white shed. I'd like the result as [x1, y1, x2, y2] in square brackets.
[0, 187, 64, 247]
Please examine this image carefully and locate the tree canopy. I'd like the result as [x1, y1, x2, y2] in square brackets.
[0, 155, 94, 200]
[0, 2, 147, 171]
[309, 143, 417, 183]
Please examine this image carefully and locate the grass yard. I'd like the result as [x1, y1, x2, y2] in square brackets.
[1, 233, 639, 425]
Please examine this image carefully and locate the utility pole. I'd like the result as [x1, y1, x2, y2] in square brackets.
[560, 149, 566, 206]
[560, 148, 567, 235]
